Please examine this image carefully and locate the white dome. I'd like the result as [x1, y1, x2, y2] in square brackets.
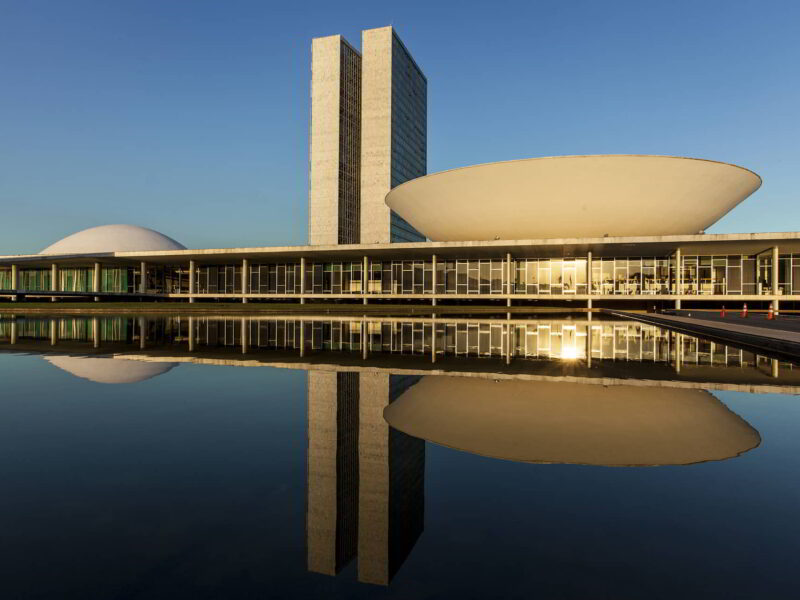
[40, 224, 186, 255]
[44, 356, 178, 384]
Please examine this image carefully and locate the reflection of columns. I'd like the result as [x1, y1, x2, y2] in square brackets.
[361, 320, 368, 360]
[772, 246, 779, 314]
[51, 263, 58, 302]
[242, 259, 249, 304]
[300, 257, 306, 304]
[241, 318, 248, 354]
[675, 249, 682, 310]
[11, 264, 19, 302]
[188, 260, 195, 304]
[299, 321, 305, 357]
[307, 371, 359, 576]
[772, 358, 779, 379]
[505, 323, 512, 365]
[188, 316, 195, 351]
[50, 319, 57, 346]
[586, 323, 592, 368]
[10, 318, 17, 344]
[363, 256, 368, 304]
[431, 254, 437, 306]
[92, 317, 100, 348]
[138, 317, 146, 350]
[139, 261, 147, 294]
[93, 262, 101, 302]
[431, 318, 437, 363]
[358, 373, 424, 586]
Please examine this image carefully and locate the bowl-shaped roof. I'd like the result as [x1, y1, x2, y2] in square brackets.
[385, 155, 762, 241]
[384, 377, 760, 466]
[40, 224, 186, 255]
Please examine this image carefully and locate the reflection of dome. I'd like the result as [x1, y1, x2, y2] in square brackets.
[384, 377, 760, 466]
[40, 224, 186, 255]
[385, 155, 762, 241]
[44, 356, 178, 384]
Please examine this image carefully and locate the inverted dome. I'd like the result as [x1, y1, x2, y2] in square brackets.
[40, 224, 186, 255]
[44, 356, 178, 384]
[385, 155, 762, 241]
[384, 377, 760, 466]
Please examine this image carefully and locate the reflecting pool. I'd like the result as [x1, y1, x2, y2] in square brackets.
[0, 315, 799, 598]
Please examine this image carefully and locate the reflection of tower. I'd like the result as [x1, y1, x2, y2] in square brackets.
[358, 373, 425, 585]
[306, 370, 424, 586]
[306, 371, 359, 575]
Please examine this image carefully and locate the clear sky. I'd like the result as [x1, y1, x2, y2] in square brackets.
[1, 0, 798, 254]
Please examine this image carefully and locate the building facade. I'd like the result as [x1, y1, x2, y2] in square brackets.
[309, 26, 426, 246]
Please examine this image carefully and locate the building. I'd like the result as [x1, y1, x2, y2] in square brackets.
[309, 26, 426, 245]
[1, 29, 799, 312]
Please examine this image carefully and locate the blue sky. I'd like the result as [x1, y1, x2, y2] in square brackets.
[1, 0, 798, 254]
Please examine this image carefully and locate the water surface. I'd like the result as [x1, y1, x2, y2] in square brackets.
[0, 315, 798, 598]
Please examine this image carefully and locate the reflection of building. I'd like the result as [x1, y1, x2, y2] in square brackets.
[2, 316, 797, 389]
[307, 370, 423, 585]
[385, 377, 761, 466]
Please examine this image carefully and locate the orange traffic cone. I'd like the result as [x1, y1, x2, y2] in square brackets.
[767, 305, 774, 320]
[721, 305, 726, 318]
[741, 303, 748, 318]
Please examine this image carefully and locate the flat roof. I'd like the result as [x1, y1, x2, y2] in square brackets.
[1, 231, 799, 266]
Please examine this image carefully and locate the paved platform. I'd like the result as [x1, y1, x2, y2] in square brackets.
[607, 310, 800, 360]
[672, 309, 800, 334]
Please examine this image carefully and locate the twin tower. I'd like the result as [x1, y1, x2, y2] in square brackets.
[309, 26, 427, 245]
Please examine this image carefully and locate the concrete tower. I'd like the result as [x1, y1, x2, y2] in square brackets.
[309, 27, 426, 246]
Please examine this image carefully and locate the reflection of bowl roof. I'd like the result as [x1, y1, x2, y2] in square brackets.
[44, 356, 178, 384]
[40, 224, 186, 255]
[384, 155, 762, 241]
[384, 377, 760, 466]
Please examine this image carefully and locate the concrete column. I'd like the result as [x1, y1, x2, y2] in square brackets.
[92, 317, 100, 349]
[361, 320, 368, 359]
[300, 257, 306, 305]
[139, 317, 146, 349]
[363, 256, 368, 305]
[772, 358, 779, 379]
[241, 318, 248, 354]
[242, 258, 249, 304]
[139, 261, 147, 294]
[10, 318, 17, 344]
[93, 262, 101, 302]
[772, 246, 780, 314]
[675, 332, 682, 373]
[11, 264, 18, 302]
[50, 263, 58, 302]
[188, 316, 195, 351]
[675, 248, 682, 310]
[50, 319, 57, 346]
[188, 260, 195, 304]
[431, 254, 437, 306]
[587, 251, 593, 295]
[587, 297, 593, 313]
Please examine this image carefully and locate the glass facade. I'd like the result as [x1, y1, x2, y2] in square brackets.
[3, 252, 800, 298]
[338, 40, 361, 244]
[389, 32, 426, 243]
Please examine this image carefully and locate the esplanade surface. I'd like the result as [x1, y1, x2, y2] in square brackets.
[385, 155, 762, 241]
